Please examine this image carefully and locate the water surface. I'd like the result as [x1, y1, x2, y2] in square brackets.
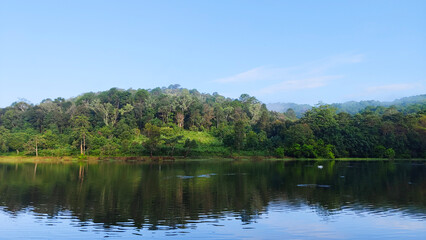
[0, 160, 425, 239]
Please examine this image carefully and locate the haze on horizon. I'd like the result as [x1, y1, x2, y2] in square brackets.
[0, 0, 425, 107]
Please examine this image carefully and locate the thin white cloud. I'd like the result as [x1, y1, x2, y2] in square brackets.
[214, 66, 299, 83]
[213, 54, 364, 85]
[213, 54, 363, 98]
[259, 75, 342, 94]
[306, 54, 364, 75]
[214, 67, 270, 83]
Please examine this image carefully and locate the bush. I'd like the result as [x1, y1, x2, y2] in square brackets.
[100, 141, 120, 156]
[274, 147, 285, 158]
[385, 148, 396, 159]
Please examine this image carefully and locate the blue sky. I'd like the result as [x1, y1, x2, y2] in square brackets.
[0, 0, 425, 107]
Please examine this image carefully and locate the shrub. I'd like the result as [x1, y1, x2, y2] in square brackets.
[274, 147, 285, 158]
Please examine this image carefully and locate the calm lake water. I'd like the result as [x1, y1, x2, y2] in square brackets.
[0, 160, 425, 239]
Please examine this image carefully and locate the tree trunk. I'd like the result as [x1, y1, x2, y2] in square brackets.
[83, 134, 86, 155]
[177, 112, 184, 128]
[80, 139, 83, 155]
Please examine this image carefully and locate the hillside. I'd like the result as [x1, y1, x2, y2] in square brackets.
[267, 94, 426, 117]
[0, 86, 425, 159]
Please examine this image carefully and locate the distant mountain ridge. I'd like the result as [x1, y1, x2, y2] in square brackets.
[266, 94, 426, 117]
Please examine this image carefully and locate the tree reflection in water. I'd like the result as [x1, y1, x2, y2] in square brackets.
[0, 160, 425, 230]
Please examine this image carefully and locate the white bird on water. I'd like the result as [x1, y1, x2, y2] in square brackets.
[318, 165, 323, 169]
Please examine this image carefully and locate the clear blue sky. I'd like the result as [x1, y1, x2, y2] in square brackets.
[0, 0, 425, 107]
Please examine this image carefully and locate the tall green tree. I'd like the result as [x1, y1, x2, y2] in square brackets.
[233, 120, 246, 151]
[72, 115, 90, 155]
[143, 123, 162, 157]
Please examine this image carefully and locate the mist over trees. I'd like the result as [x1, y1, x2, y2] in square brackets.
[267, 94, 426, 117]
[0, 85, 425, 158]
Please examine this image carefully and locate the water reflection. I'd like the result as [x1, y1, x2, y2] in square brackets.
[0, 160, 425, 238]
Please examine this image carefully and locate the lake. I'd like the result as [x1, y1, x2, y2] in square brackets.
[0, 160, 425, 239]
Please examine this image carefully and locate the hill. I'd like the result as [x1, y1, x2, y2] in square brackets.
[267, 94, 426, 117]
[0, 86, 425, 159]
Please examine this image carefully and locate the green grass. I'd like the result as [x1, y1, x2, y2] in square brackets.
[180, 130, 221, 145]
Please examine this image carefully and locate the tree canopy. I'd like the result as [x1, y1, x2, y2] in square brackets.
[0, 86, 424, 158]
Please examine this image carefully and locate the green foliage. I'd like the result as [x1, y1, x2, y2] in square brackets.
[314, 140, 335, 159]
[183, 139, 198, 157]
[274, 147, 285, 158]
[7, 132, 28, 154]
[143, 123, 162, 157]
[245, 131, 258, 150]
[374, 145, 387, 158]
[284, 123, 314, 145]
[100, 139, 121, 156]
[161, 127, 183, 156]
[385, 148, 396, 159]
[0, 126, 10, 152]
[233, 120, 245, 150]
[0, 87, 424, 158]
[288, 143, 302, 158]
[301, 144, 316, 158]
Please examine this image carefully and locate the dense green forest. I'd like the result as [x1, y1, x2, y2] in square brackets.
[0, 85, 425, 158]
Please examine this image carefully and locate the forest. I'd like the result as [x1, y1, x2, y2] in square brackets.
[0, 85, 425, 159]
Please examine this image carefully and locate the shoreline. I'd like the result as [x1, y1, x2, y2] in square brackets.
[0, 155, 424, 164]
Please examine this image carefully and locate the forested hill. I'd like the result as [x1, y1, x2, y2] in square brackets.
[267, 94, 426, 117]
[0, 86, 425, 159]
